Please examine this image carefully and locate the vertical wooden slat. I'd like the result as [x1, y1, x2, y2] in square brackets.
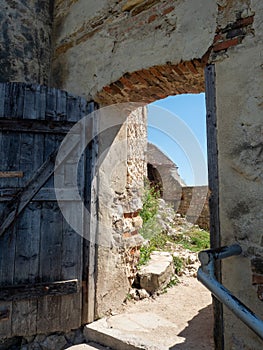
[12, 107, 44, 335]
[60, 219, 82, 330]
[205, 64, 224, 350]
[82, 104, 98, 324]
[12, 204, 40, 336]
[0, 84, 18, 337]
[23, 85, 37, 120]
[37, 202, 62, 333]
[37, 128, 63, 333]
[0, 226, 15, 337]
[0, 83, 6, 117]
[59, 97, 83, 330]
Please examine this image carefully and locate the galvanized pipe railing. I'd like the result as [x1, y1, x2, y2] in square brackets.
[197, 244, 263, 341]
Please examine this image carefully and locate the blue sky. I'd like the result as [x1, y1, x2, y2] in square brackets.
[147, 93, 208, 186]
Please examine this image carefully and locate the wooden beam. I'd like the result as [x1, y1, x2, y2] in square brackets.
[0, 309, 10, 321]
[0, 119, 77, 134]
[0, 171, 23, 178]
[205, 64, 224, 350]
[0, 279, 79, 302]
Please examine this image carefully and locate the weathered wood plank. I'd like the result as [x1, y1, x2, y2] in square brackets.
[38, 129, 64, 331]
[12, 300, 37, 336]
[0, 118, 77, 134]
[0, 121, 19, 338]
[0, 234, 14, 337]
[0, 171, 23, 178]
[0, 306, 10, 321]
[0, 147, 57, 236]
[37, 295, 60, 334]
[0, 137, 80, 237]
[45, 87, 57, 120]
[0, 302, 12, 336]
[37, 201, 63, 333]
[205, 64, 223, 350]
[23, 85, 37, 120]
[11, 94, 45, 336]
[55, 89, 67, 121]
[0, 132, 21, 189]
[34, 84, 46, 120]
[60, 218, 82, 330]
[0, 83, 6, 117]
[0, 280, 78, 302]
[82, 114, 99, 324]
[11, 204, 41, 335]
[0, 187, 81, 202]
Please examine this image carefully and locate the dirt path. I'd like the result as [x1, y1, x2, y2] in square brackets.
[121, 276, 214, 349]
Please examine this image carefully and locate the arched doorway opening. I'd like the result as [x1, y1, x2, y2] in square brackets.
[92, 58, 219, 349]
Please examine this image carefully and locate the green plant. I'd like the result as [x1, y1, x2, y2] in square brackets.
[175, 228, 210, 252]
[161, 276, 179, 294]
[139, 179, 160, 225]
[173, 256, 184, 274]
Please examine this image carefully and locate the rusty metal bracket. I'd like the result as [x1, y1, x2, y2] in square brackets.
[197, 244, 263, 341]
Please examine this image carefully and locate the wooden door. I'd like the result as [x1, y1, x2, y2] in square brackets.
[0, 83, 96, 337]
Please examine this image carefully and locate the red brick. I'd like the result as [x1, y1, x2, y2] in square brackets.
[186, 61, 199, 74]
[237, 16, 254, 28]
[162, 6, 174, 15]
[213, 37, 240, 52]
[252, 274, 263, 285]
[148, 14, 157, 23]
[103, 85, 112, 93]
[124, 211, 139, 219]
[213, 33, 224, 43]
[178, 62, 190, 73]
[120, 76, 134, 89]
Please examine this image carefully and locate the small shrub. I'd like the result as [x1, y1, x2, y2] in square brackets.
[173, 256, 184, 274]
[175, 228, 210, 252]
[139, 180, 160, 225]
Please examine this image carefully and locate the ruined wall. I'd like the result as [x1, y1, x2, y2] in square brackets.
[147, 142, 185, 207]
[177, 186, 210, 231]
[95, 104, 147, 317]
[0, 0, 53, 84]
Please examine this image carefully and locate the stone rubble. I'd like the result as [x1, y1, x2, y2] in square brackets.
[129, 199, 203, 299]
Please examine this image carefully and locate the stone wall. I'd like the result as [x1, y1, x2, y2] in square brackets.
[177, 186, 210, 231]
[0, 0, 53, 84]
[146, 144, 209, 230]
[95, 104, 147, 318]
[147, 142, 185, 208]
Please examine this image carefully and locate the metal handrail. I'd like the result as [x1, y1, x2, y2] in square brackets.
[197, 244, 263, 341]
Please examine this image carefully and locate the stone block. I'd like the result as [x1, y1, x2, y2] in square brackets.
[138, 251, 174, 293]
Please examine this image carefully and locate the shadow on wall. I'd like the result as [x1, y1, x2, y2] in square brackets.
[169, 304, 214, 350]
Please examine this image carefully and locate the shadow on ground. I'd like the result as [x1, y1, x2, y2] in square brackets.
[169, 304, 214, 350]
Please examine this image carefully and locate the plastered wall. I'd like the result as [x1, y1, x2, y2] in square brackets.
[216, 1, 263, 347]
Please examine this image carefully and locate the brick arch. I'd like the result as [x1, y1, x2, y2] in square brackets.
[95, 57, 207, 105]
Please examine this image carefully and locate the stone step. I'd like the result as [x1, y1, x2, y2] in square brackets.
[84, 312, 183, 350]
[138, 251, 174, 293]
[67, 342, 111, 350]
